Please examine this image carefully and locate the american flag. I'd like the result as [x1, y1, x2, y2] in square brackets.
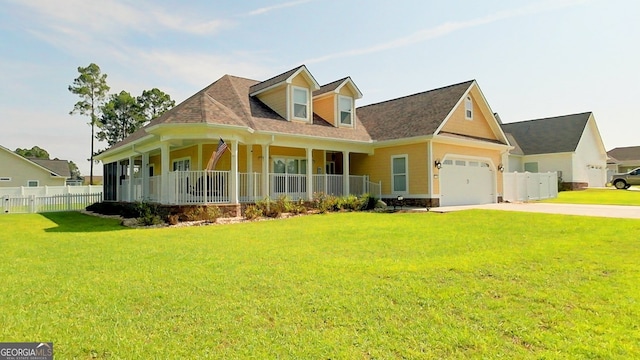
[206, 138, 228, 170]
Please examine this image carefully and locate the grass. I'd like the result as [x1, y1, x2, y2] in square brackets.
[1, 211, 639, 358]
[542, 188, 640, 206]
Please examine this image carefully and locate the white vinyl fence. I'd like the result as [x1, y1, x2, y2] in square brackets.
[503, 172, 558, 202]
[1, 185, 103, 214]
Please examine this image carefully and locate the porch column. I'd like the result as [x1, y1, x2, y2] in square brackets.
[343, 151, 350, 195]
[197, 144, 203, 171]
[116, 161, 122, 201]
[230, 140, 239, 204]
[160, 142, 170, 204]
[262, 144, 270, 200]
[142, 152, 149, 200]
[306, 147, 313, 201]
[128, 156, 134, 202]
[247, 145, 253, 202]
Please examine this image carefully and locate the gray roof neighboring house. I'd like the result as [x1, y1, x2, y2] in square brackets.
[607, 146, 640, 163]
[500, 112, 592, 155]
[28, 158, 71, 178]
[356, 80, 476, 141]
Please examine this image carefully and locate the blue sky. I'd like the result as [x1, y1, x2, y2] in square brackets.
[1, 0, 638, 175]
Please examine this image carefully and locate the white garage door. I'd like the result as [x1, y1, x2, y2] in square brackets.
[587, 167, 605, 187]
[440, 159, 495, 206]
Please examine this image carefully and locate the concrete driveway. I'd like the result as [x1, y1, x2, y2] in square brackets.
[430, 202, 640, 219]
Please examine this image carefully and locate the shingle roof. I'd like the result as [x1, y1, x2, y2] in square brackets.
[249, 65, 307, 95]
[104, 74, 373, 154]
[504, 133, 524, 155]
[28, 158, 71, 177]
[356, 80, 474, 141]
[607, 146, 640, 161]
[500, 112, 591, 155]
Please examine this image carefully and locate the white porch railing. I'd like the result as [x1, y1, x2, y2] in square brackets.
[119, 171, 377, 204]
[503, 171, 558, 202]
[270, 173, 307, 200]
[167, 171, 230, 204]
[240, 172, 262, 202]
[313, 174, 344, 195]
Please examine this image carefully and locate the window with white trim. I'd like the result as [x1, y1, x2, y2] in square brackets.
[392, 155, 408, 193]
[27, 180, 39, 187]
[338, 95, 353, 125]
[292, 87, 309, 120]
[465, 96, 473, 120]
[273, 157, 307, 174]
[172, 158, 191, 171]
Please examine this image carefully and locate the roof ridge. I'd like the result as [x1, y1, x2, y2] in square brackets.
[223, 75, 256, 128]
[503, 111, 592, 125]
[358, 80, 474, 109]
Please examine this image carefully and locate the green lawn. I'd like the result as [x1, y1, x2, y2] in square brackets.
[1, 211, 639, 358]
[543, 188, 640, 206]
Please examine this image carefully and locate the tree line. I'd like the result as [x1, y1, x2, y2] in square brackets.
[68, 63, 175, 184]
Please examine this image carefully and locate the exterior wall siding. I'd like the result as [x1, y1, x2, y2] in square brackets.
[573, 117, 607, 186]
[256, 86, 287, 119]
[0, 149, 66, 187]
[313, 96, 335, 126]
[440, 88, 498, 141]
[351, 142, 429, 196]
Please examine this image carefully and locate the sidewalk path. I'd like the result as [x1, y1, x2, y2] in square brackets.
[429, 202, 640, 219]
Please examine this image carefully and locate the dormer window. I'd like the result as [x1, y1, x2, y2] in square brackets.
[339, 95, 353, 126]
[292, 87, 309, 120]
[465, 96, 473, 120]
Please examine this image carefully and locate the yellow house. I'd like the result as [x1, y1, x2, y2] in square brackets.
[95, 65, 510, 207]
[0, 145, 70, 187]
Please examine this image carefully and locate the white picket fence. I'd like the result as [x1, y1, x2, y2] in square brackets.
[503, 172, 558, 202]
[1, 185, 103, 214]
[2, 193, 103, 214]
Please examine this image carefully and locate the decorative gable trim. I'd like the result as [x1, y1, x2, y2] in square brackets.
[434, 80, 510, 146]
[313, 77, 363, 99]
[250, 65, 320, 97]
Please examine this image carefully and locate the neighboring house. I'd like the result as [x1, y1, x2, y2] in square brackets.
[501, 112, 608, 189]
[95, 65, 511, 207]
[607, 146, 640, 174]
[0, 145, 70, 187]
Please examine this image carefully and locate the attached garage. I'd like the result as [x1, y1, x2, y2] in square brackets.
[439, 158, 495, 206]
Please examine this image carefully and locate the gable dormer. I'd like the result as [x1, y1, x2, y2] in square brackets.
[313, 77, 363, 128]
[249, 65, 320, 123]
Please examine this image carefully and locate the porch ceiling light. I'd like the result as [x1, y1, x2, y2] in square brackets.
[498, 164, 504, 172]
[434, 160, 442, 169]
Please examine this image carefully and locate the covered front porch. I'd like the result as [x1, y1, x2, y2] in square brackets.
[105, 137, 379, 205]
[121, 170, 380, 204]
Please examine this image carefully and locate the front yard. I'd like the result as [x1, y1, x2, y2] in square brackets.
[543, 188, 640, 206]
[1, 210, 638, 358]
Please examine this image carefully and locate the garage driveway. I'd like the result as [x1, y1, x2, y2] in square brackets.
[430, 202, 640, 219]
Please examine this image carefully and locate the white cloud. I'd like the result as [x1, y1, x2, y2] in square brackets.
[246, 0, 314, 16]
[7, 0, 232, 37]
[303, 0, 590, 64]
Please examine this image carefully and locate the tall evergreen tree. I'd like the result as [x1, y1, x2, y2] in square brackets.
[137, 88, 175, 122]
[68, 63, 110, 185]
[97, 91, 145, 146]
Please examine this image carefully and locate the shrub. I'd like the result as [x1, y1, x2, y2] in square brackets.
[134, 202, 165, 226]
[313, 193, 339, 213]
[181, 206, 221, 222]
[244, 205, 263, 220]
[255, 198, 281, 218]
[359, 193, 378, 211]
[337, 194, 361, 211]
